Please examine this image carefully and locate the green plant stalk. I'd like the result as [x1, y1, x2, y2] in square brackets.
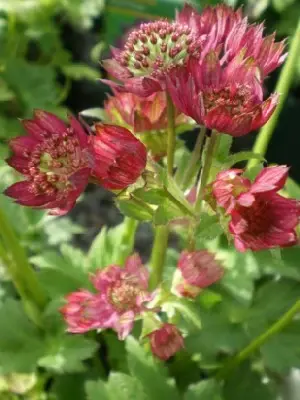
[0, 208, 47, 311]
[149, 225, 169, 290]
[216, 299, 300, 380]
[163, 187, 196, 217]
[116, 217, 138, 264]
[166, 93, 176, 176]
[248, 20, 300, 169]
[180, 126, 206, 190]
[195, 130, 219, 214]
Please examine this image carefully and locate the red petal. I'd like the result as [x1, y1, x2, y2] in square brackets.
[251, 165, 289, 194]
[9, 136, 38, 155]
[34, 110, 66, 134]
[6, 155, 30, 174]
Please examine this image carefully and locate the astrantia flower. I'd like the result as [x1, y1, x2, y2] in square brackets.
[148, 323, 184, 360]
[102, 19, 201, 96]
[177, 4, 286, 78]
[212, 166, 299, 251]
[5, 110, 92, 215]
[61, 255, 154, 340]
[173, 250, 224, 298]
[167, 54, 278, 136]
[90, 124, 147, 190]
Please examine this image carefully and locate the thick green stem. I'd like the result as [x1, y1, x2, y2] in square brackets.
[180, 126, 206, 190]
[116, 217, 138, 264]
[0, 208, 47, 312]
[217, 299, 300, 380]
[194, 130, 219, 214]
[149, 226, 169, 290]
[166, 93, 176, 176]
[248, 20, 300, 169]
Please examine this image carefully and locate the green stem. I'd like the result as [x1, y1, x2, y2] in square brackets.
[149, 226, 169, 290]
[116, 217, 138, 264]
[0, 208, 47, 311]
[180, 126, 206, 190]
[166, 93, 176, 176]
[248, 20, 300, 169]
[216, 299, 300, 380]
[194, 130, 219, 214]
[163, 187, 196, 218]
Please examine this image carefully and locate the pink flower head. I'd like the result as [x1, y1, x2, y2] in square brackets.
[148, 323, 184, 361]
[213, 165, 299, 251]
[102, 19, 202, 96]
[167, 54, 278, 136]
[174, 250, 224, 298]
[177, 4, 286, 78]
[90, 124, 147, 190]
[5, 110, 92, 215]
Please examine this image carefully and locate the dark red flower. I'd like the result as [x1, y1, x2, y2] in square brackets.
[167, 54, 278, 136]
[212, 166, 299, 251]
[102, 19, 202, 96]
[5, 110, 92, 215]
[148, 323, 184, 360]
[90, 124, 147, 190]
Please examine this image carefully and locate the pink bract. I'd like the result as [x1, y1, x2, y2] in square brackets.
[5, 110, 92, 215]
[148, 323, 184, 360]
[90, 124, 147, 190]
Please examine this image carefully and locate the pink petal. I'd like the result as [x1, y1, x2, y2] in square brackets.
[124, 77, 162, 97]
[22, 120, 45, 139]
[6, 155, 30, 174]
[92, 265, 122, 292]
[9, 136, 38, 155]
[102, 59, 132, 80]
[34, 110, 66, 134]
[68, 114, 88, 147]
[115, 310, 135, 340]
[199, 51, 222, 89]
[251, 165, 289, 194]
[237, 192, 255, 207]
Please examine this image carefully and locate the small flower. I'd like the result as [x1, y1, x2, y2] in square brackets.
[61, 255, 154, 340]
[212, 166, 299, 251]
[148, 323, 184, 360]
[5, 110, 92, 215]
[173, 250, 224, 298]
[102, 19, 201, 96]
[167, 54, 278, 136]
[90, 124, 147, 190]
[60, 290, 104, 334]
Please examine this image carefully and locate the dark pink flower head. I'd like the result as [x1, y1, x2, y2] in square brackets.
[102, 19, 202, 96]
[60, 290, 104, 334]
[167, 53, 278, 136]
[177, 4, 286, 78]
[174, 250, 224, 298]
[90, 124, 147, 190]
[212, 165, 299, 251]
[148, 323, 184, 361]
[91, 254, 154, 340]
[5, 110, 92, 215]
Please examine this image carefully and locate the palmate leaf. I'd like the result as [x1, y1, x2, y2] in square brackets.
[185, 380, 222, 400]
[85, 380, 109, 400]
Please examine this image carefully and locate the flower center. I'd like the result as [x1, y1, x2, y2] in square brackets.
[239, 198, 272, 235]
[118, 20, 200, 79]
[26, 128, 89, 197]
[108, 282, 141, 313]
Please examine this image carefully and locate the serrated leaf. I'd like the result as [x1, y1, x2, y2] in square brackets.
[196, 214, 223, 241]
[153, 198, 185, 225]
[185, 380, 222, 400]
[85, 380, 109, 400]
[107, 372, 149, 400]
[126, 337, 180, 400]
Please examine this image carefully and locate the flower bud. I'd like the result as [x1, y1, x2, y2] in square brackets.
[91, 124, 147, 190]
[148, 323, 184, 360]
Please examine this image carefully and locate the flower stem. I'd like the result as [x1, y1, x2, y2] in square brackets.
[163, 187, 196, 217]
[166, 93, 176, 176]
[194, 130, 219, 214]
[0, 208, 47, 313]
[180, 126, 206, 190]
[248, 20, 300, 170]
[216, 299, 300, 380]
[149, 225, 169, 290]
[116, 217, 138, 264]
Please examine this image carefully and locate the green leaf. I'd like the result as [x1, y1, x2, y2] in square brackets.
[216, 134, 233, 162]
[53, 373, 87, 400]
[272, 0, 296, 12]
[107, 372, 149, 400]
[133, 188, 166, 206]
[80, 107, 107, 121]
[61, 63, 100, 80]
[39, 336, 98, 373]
[224, 151, 265, 168]
[285, 177, 300, 199]
[117, 199, 154, 221]
[126, 337, 180, 400]
[43, 217, 84, 246]
[185, 380, 222, 400]
[85, 380, 109, 400]
[196, 214, 223, 241]
[153, 198, 185, 225]
[223, 363, 274, 400]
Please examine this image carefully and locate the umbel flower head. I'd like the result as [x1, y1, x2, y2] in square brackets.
[61, 254, 154, 340]
[102, 19, 201, 96]
[5, 110, 92, 215]
[148, 323, 184, 361]
[212, 166, 300, 251]
[90, 124, 147, 190]
[173, 250, 224, 298]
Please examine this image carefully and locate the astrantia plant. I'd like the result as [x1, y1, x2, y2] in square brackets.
[1, 3, 300, 399]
